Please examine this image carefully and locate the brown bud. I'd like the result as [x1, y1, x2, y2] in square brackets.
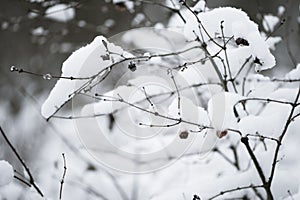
[216, 130, 228, 138]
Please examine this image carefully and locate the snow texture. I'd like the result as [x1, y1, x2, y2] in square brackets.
[41, 36, 124, 118]
[208, 92, 243, 131]
[0, 160, 14, 187]
[182, 7, 276, 72]
[168, 96, 210, 131]
[285, 64, 300, 80]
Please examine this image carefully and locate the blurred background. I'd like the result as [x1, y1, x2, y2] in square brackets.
[0, 0, 299, 199]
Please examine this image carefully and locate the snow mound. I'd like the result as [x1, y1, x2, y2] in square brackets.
[41, 36, 124, 119]
[183, 7, 276, 71]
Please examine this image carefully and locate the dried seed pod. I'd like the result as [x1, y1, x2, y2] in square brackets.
[179, 131, 189, 139]
[235, 37, 249, 46]
[216, 130, 228, 138]
[128, 61, 137, 72]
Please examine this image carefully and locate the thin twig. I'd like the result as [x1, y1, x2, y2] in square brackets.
[241, 136, 273, 199]
[168, 69, 181, 116]
[0, 126, 44, 197]
[208, 184, 263, 200]
[13, 175, 31, 187]
[268, 86, 300, 188]
[59, 153, 67, 200]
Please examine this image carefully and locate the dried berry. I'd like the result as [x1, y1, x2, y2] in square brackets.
[128, 62, 137, 72]
[235, 37, 249, 46]
[179, 131, 189, 139]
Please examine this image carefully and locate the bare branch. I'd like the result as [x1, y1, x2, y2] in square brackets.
[268, 86, 300, 187]
[208, 184, 264, 200]
[0, 126, 44, 197]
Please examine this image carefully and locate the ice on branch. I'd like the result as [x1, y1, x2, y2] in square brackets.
[0, 160, 14, 187]
[41, 36, 124, 118]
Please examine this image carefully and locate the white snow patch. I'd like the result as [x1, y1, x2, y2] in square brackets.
[45, 4, 75, 22]
[193, 0, 207, 13]
[262, 14, 280, 32]
[0, 160, 14, 187]
[41, 36, 124, 118]
[285, 64, 300, 80]
[168, 96, 210, 131]
[183, 7, 276, 72]
[208, 92, 243, 131]
[277, 5, 285, 16]
[31, 26, 48, 36]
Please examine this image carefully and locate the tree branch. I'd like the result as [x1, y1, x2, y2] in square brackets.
[0, 126, 44, 197]
[59, 153, 67, 200]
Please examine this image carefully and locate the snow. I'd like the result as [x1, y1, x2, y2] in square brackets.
[245, 74, 278, 99]
[31, 26, 48, 36]
[277, 6, 285, 16]
[29, 4, 300, 200]
[208, 92, 243, 131]
[0, 160, 14, 187]
[113, 0, 134, 12]
[262, 14, 280, 32]
[265, 35, 281, 51]
[182, 7, 276, 72]
[45, 4, 75, 22]
[168, 96, 210, 131]
[165, 0, 181, 10]
[238, 87, 300, 139]
[82, 75, 172, 116]
[184, 7, 257, 42]
[247, 31, 276, 71]
[41, 36, 124, 118]
[193, 0, 207, 13]
[131, 13, 145, 26]
[285, 64, 300, 79]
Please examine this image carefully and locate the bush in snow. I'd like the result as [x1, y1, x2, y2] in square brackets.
[3, 0, 300, 199]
